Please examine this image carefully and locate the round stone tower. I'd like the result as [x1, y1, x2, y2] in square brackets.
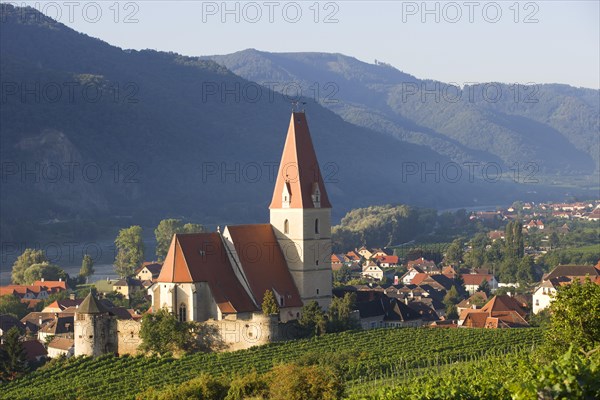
[74, 292, 117, 357]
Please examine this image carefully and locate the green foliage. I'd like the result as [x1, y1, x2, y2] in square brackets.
[333, 264, 353, 286]
[261, 289, 279, 316]
[0, 328, 541, 399]
[136, 373, 229, 400]
[268, 363, 344, 400]
[478, 279, 491, 296]
[11, 249, 47, 284]
[154, 219, 205, 261]
[514, 346, 600, 400]
[299, 301, 327, 336]
[327, 293, 358, 333]
[22, 262, 67, 285]
[79, 254, 94, 279]
[139, 309, 197, 356]
[103, 291, 129, 308]
[444, 238, 464, 265]
[332, 205, 436, 252]
[544, 278, 600, 356]
[0, 295, 29, 319]
[114, 225, 145, 278]
[0, 326, 28, 381]
[129, 289, 151, 313]
[443, 285, 461, 308]
[225, 371, 269, 400]
[504, 221, 525, 259]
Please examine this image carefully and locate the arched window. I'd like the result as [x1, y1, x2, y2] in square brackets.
[179, 303, 187, 322]
[284, 219, 289, 234]
[315, 218, 320, 234]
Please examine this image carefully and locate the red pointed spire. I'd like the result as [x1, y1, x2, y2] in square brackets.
[269, 112, 331, 209]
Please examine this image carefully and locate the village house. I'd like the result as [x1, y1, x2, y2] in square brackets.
[331, 254, 346, 271]
[375, 255, 399, 268]
[362, 261, 384, 281]
[47, 337, 75, 358]
[532, 264, 600, 314]
[357, 246, 373, 260]
[459, 295, 528, 328]
[463, 273, 498, 294]
[400, 266, 423, 285]
[113, 277, 144, 299]
[135, 262, 163, 282]
[487, 230, 505, 241]
[456, 292, 488, 315]
[407, 257, 438, 272]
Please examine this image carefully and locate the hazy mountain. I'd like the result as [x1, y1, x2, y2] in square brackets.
[0, 5, 595, 242]
[207, 50, 599, 175]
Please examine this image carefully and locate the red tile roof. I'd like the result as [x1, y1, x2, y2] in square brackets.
[33, 280, 67, 291]
[463, 274, 494, 286]
[410, 273, 429, 285]
[157, 233, 258, 314]
[482, 295, 527, 318]
[225, 224, 303, 308]
[269, 113, 331, 209]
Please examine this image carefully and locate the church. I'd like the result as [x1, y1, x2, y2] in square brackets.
[147, 112, 333, 349]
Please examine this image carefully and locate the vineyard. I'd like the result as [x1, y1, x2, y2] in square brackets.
[0, 328, 541, 400]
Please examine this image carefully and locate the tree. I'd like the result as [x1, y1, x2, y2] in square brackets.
[299, 301, 327, 336]
[549, 232, 560, 249]
[516, 255, 535, 284]
[155, 219, 204, 261]
[328, 293, 358, 332]
[182, 223, 204, 234]
[80, 254, 94, 281]
[544, 278, 600, 356]
[445, 238, 464, 265]
[261, 289, 279, 316]
[445, 305, 458, 320]
[333, 264, 352, 286]
[268, 363, 344, 400]
[478, 279, 491, 296]
[504, 221, 524, 259]
[22, 262, 67, 284]
[443, 285, 461, 309]
[114, 225, 145, 278]
[11, 249, 47, 284]
[154, 219, 184, 261]
[139, 309, 196, 355]
[0, 326, 27, 380]
[0, 295, 29, 319]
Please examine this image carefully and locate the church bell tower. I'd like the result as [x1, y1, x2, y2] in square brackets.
[269, 112, 332, 310]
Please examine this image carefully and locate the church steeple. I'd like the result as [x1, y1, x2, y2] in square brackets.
[269, 112, 331, 210]
[269, 112, 333, 310]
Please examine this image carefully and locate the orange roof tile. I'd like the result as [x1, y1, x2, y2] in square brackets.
[156, 233, 258, 314]
[481, 295, 526, 317]
[225, 224, 303, 308]
[33, 280, 67, 290]
[269, 113, 331, 209]
[410, 273, 429, 285]
[463, 274, 494, 286]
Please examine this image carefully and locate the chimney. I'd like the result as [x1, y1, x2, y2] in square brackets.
[41, 278, 45, 282]
[59, 278, 62, 282]
[69, 293, 76, 300]
[38, 317, 42, 326]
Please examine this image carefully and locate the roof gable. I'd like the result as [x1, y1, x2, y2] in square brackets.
[156, 233, 258, 314]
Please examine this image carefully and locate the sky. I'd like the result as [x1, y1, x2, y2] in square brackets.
[12, 0, 600, 89]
